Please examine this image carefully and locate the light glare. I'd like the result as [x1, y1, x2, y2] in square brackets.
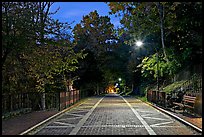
[136, 41, 143, 47]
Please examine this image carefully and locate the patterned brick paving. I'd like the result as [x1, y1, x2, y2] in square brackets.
[31, 94, 201, 135]
[1, 94, 202, 135]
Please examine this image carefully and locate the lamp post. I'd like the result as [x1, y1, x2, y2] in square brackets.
[136, 41, 143, 47]
[118, 78, 122, 93]
[156, 50, 159, 102]
[135, 40, 159, 95]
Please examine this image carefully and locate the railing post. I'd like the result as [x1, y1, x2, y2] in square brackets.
[58, 92, 60, 111]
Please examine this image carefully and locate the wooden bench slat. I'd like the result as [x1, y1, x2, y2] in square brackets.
[184, 98, 196, 101]
[184, 105, 194, 109]
[184, 95, 196, 97]
[184, 100, 195, 102]
[183, 99, 195, 102]
[183, 96, 196, 99]
[184, 96, 196, 99]
[184, 100, 196, 102]
[184, 97, 196, 100]
[172, 102, 181, 104]
[184, 99, 196, 101]
[184, 100, 196, 103]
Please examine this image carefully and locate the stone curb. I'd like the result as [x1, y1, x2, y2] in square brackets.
[19, 98, 89, 135]
[145, 101, 202, 133]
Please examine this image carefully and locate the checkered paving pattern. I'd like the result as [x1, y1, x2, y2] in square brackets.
[30, 94, 200, 135]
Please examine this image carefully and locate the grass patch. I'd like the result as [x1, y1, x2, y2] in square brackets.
[163, 80, 187, 93]
[134, 95, 147, 102]
[138, 96, 147, 102]
[124, 90, 132, 96]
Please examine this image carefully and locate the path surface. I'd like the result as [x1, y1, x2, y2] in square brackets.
[27, 93, 200, 135]
[2, 110, 58, 135]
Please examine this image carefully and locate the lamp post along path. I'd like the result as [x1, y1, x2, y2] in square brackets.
[135, 40, 159, 100]
[156, 51, 159, 102]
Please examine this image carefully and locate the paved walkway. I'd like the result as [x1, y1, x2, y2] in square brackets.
[169, 109, 202, 129]
[2, 110, 59, 135]
[25, 94, 201, 135]
[1, 93, 202, 135]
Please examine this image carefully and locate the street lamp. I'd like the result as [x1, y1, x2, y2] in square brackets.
[135, 40, 159, 93]
[156, 51, 159, 93]
[135, 40, 143, 47]
[118, 78, 122, 93]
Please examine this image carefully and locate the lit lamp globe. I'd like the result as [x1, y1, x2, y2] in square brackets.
[135, 41, 143, 47]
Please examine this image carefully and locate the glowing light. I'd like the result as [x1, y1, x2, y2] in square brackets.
[135, 41, 143, 47]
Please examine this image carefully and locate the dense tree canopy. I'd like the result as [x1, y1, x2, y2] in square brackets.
[72, 10, 131, 93]
[2, 2, 86, 110]
[73, 10, 117, 56]
[2, 2, 202, 105]
[108, 2, 202, 90]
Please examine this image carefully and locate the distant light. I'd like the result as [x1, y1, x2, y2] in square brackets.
[118, 78, 122, 81]
[135, 41, 143, 47]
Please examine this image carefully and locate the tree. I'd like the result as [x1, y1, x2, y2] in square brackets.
[72, 10, 118, 95]
[2, 2, 86, 110]
[165, 2, 202, 66]
[73, 10, 117, 57]
[107, 2, 202, 86]
[108, 2, 185, 62]
[2, 2, 37, 68]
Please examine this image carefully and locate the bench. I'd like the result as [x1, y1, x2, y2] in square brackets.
[173, 95, 197, 115]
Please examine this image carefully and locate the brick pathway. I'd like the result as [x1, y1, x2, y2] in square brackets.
[2, 110, 59, 135]
[170, 110, 202, 129]
[2, 94, 201, 135]
[27, 94, 201, 135]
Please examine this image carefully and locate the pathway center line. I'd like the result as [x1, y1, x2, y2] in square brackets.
[69, 97, 104, 135]
[121, 96, 157, 135]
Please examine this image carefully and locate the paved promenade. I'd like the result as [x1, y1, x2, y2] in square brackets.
[2, 110, 58, 135]
[26, 93, 200, 135]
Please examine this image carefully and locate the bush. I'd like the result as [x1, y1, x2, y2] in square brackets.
[2, 108, 32, 120]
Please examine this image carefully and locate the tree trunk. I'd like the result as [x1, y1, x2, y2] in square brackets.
[157, 2, 169, 63]
[41, 92, 46, 110]
[132, 83, 134, 93]
[97, 83, 99, 95]
[160, 21, 169, 63]
[2, 49, 11, 69]
[62, 73, 69, 92]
